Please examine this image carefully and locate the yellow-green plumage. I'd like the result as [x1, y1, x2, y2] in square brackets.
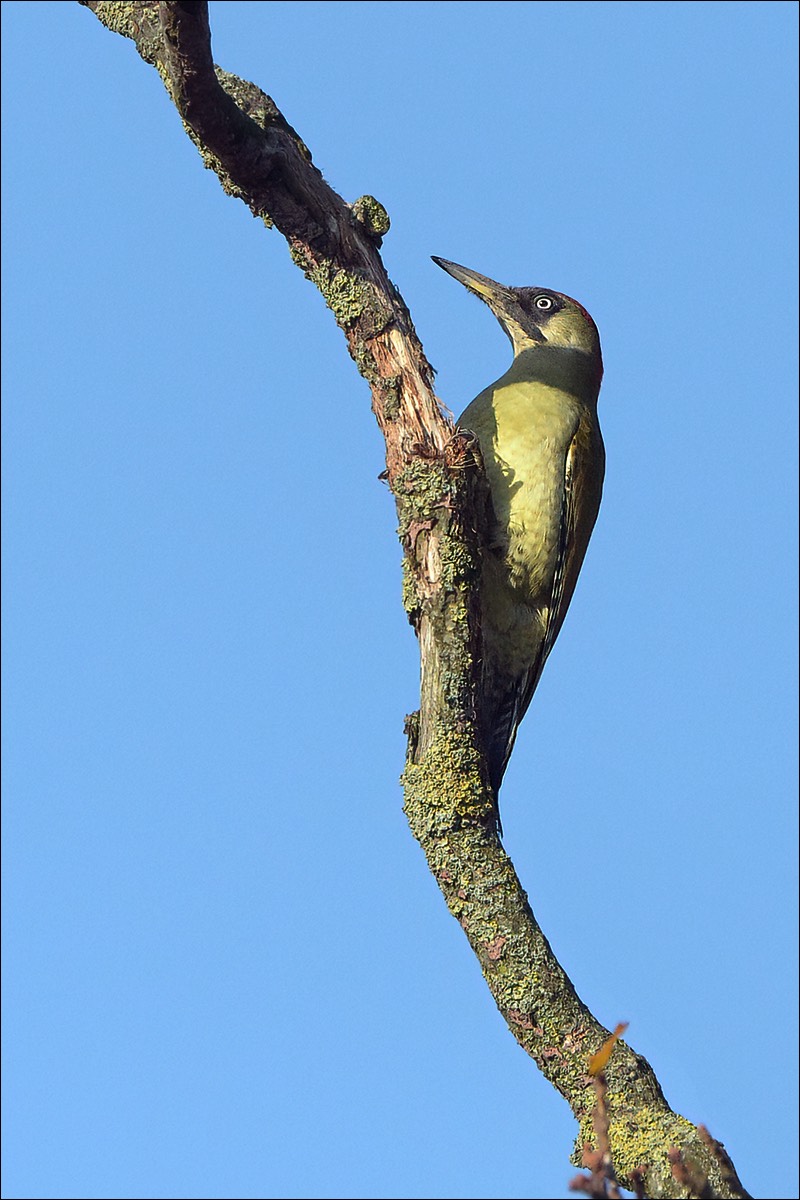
[434, 258, 605, 809]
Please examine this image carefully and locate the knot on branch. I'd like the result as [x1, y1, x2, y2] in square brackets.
[351, 195, 391, 242]
[444, 428, 484, 472]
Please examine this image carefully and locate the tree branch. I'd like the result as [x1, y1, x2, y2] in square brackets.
[77, 5, 751, 1197]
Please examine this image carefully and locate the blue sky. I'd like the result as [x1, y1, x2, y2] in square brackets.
[2, 2, 797, 1198]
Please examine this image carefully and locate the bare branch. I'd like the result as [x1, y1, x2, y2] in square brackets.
[76, 6, 752, 1197]
[81, 1, 447, 483]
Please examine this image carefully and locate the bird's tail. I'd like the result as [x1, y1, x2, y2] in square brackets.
[482, 662, 543, 837]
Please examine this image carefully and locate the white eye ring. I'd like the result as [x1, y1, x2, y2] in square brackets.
[534, 295, 554, 311]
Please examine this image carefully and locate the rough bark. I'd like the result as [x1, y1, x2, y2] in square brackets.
[76, 5, 751, 1197]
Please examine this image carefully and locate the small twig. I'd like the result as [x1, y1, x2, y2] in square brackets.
[668, 1124, 748, 1200]
[698, 1126, 750, 1197]
[668, 1144, 714, 1199]
[629, 1167, 647, 1200]
[569, 1027, 628, 1199]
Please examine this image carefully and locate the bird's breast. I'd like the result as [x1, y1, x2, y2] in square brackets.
[461, 376, 582, 606]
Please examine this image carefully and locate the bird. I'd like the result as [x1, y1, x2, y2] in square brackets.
[432, 257, 605, 820]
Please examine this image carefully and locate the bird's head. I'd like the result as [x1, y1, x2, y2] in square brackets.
[432, 257, 601, 365]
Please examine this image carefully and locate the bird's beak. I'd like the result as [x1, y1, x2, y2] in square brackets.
[432, 257, 544, 345]
[432, 257, 517, 311]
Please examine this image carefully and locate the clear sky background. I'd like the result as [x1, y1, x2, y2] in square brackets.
[2, 3, 798, 1199]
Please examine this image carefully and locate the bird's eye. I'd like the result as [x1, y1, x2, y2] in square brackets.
[534, 295, 554, 311]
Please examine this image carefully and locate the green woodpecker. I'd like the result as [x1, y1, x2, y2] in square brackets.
[433, 257, 605, 812]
